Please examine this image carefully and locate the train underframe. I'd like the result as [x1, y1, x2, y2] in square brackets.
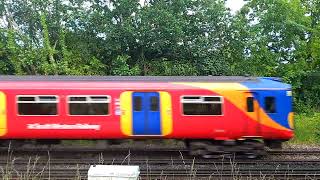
[0, 138, 285, 159]
[185, 139, 285, 158]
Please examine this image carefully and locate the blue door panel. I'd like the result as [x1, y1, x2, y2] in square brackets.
[132, 93, 145, 135]
[132, 92, 161, 135]
[146, 93, 161, 134]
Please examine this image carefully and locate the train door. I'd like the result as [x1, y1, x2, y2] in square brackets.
[132, 92, 161, 135]
[245, 92, 261, 136]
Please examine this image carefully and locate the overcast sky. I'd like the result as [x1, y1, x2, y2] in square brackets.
[226, 0, 246, 13]
[139, 0, 246, 13]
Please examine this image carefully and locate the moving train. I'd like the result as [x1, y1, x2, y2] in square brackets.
[0, 76, 294, 157]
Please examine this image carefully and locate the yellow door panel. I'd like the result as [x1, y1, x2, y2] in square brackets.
[0, 92, 7, 136]
[159, 91, 172, 136]
[120, 91, 133, 136]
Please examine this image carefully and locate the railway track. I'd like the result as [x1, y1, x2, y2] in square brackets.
[1, 158, 320, 179]
[0, 147, 320, 179]
[1, 146, 320, 157]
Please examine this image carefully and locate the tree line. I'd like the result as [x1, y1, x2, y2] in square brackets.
[0, 0, 320, 112]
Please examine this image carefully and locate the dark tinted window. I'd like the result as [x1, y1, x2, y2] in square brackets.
[39, 96, 57, 101]
[90, 96, 109, 101]
[69, 97, 86, 101]
[247, 97, 254, 112]
[204, 97, 221, 102]
[133, 96, 142, 111]
[150, 96, 159, 111]
[183, 103, 222, 115]
[17, 96, 58, 115]
[69, 103, 108, 115]
[18, 97, 35, 101]
[265, 97, 276, 113]
[18, 103, 57, 115]
[182, 96, 223, 116]
[183, 97, 201, 100]
[68, 96, 109, 115]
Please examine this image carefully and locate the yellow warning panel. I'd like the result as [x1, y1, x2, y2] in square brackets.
[288, 112, 294, 129]
[120, 91, 133, 136]
[0, 92, 7, 136]
[159, 91, 172, 136]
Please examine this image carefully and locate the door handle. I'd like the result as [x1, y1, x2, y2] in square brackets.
[166, 109, 171, 115]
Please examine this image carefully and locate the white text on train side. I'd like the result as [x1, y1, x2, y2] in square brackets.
[27, 123, 101, 130]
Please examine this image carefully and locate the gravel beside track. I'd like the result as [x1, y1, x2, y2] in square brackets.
[0, 147, 320, 179]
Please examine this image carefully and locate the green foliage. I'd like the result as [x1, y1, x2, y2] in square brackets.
[111, 55, 140, 76]
[146, 59, 198, 76]
[228, 0, 320, 112]
[291, 113, 320, 144]
[0, 31, 13, 74]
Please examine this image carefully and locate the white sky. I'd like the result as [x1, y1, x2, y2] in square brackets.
[139, 0, 246, 13]
[226, 0, 246, 13]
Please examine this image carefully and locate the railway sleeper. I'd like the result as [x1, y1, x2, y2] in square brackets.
[187, 139, 266, 159]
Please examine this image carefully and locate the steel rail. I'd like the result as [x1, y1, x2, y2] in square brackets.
[1, 156, 320, 179]
[1, 147, 320, 179]
[3, 168, 320, 179]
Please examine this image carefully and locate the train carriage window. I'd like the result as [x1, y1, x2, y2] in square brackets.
[150, 96, 159, 111]
[18, 97, 35, 101]
[133, 96, 142, 111]
[17, 95, 58, 115]
[68, 95, 110, 115]
[183, 96, 201, 100]
[265, 97, 276, 113]
[39, 96, 57, 101]
[181, 96, 223, 115]
[204, 97, 221, 102]
[70, 97, 86, 101]
[247, 97, 254, 112]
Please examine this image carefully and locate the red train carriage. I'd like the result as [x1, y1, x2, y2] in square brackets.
[0, 76, 294, 157]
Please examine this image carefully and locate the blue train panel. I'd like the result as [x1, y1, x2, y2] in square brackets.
[132, 92, 161, 135]
[241, 78, 292, 129]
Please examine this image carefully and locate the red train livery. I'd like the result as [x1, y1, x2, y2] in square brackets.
[0, 76, 293, 157]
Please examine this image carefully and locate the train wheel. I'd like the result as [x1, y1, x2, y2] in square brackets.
[187, 140, 213, 157]
[186, 139, 266, 159]
[240, 140, 266, 158]
[245, 153, 257, 159]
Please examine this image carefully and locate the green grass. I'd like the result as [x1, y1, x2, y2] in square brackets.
[290, 113, 320, 144]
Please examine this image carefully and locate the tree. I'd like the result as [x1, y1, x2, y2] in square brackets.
[230, 0, 320, 111]
[0, 0, 106, 75]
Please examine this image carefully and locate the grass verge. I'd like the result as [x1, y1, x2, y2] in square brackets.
[289, 113, 320, 144]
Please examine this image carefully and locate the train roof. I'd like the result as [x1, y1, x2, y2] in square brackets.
[0, 75, 258, 82]
[0, 76, 291, 90]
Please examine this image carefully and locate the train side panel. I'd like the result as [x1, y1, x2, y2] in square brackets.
[3, 89, 125, 139]
[167, 89, 247, 140]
